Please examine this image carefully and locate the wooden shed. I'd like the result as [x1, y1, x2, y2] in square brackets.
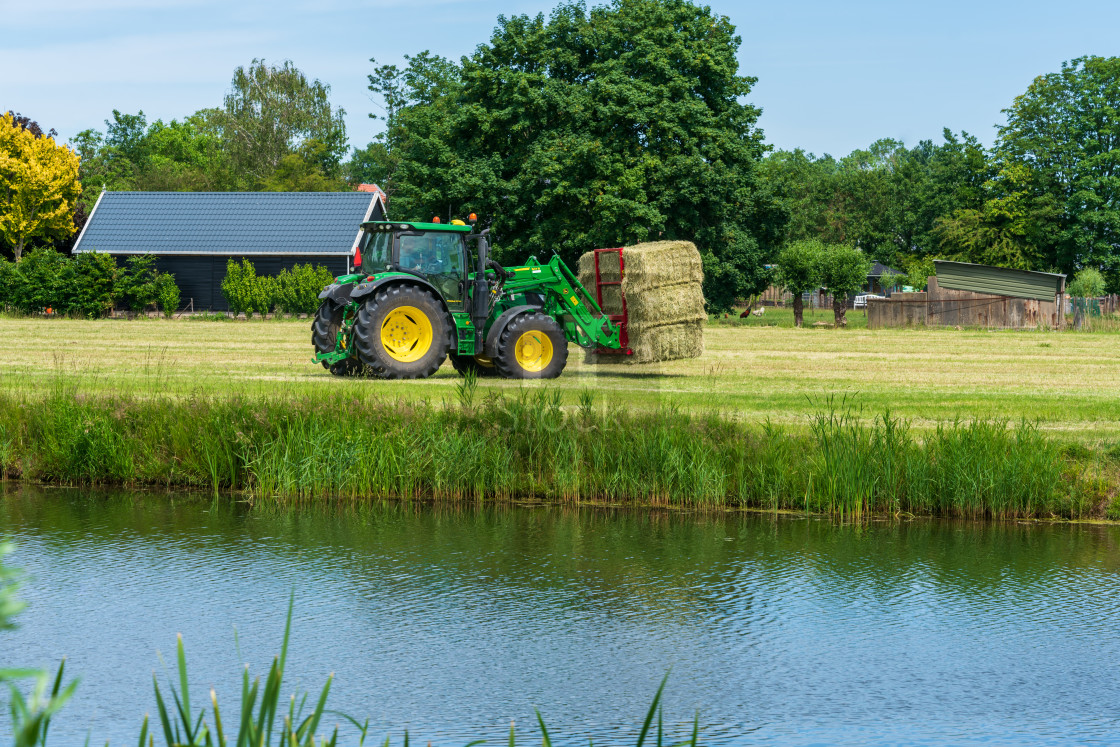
[71, 190, 386, 311]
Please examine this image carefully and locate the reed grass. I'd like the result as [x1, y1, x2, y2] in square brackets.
[0, 381, 1110, 519]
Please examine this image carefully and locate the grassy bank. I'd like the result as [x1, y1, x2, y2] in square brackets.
[1, 383, 1114, 519]
[3, 316, 1120, 441]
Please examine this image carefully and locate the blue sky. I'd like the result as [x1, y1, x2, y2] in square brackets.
[3, 0, 1118, 158]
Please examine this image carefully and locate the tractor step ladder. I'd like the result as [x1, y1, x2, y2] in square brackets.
[593, 247, 632, 356]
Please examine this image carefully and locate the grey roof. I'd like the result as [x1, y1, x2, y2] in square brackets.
[868, 261, 902, 277]
[73, 191, 380, 256]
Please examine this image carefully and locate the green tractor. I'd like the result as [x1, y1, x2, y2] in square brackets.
[312, 216, 628, 379]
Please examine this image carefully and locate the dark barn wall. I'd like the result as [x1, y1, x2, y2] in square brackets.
[110, 255, 349, 311]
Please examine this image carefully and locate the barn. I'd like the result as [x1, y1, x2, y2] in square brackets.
[71, 189, 386, 311]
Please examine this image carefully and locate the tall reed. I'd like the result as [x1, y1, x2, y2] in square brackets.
[0, 386, 1104, 519]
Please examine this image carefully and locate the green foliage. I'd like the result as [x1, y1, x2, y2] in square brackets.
[820, 245, 871, 298]
[819, 244, 871, 325]
[219, 59, 348, 187]
[118, 254, 160, 313]
[377, 2, 782, 311]
[262, 141, 348, 192]
[906, 257, 936, 291]
[274, 263, 336, 315]
[0, 388, 1097, 519]
[0, 257, 18, 308]
[57, 252, 118, 318]
[775, 240, 824, 295]
[996, 56, 1120, 286]
[1068, 268, 1106, 298]
[221, 259, 274, 317]
[878, 271, 902, 293]
[760, 130, 990, 271]
[155, 272, 181, 317]
[10, 247, 66, 313]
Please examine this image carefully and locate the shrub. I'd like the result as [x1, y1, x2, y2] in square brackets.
[58, 253, 118, 318]
[11, 247, 66, 313]
[1068, 268, 1106, 298]
[274, 263, 335, 315]
[119, 255, 160, 313]
[155, 273, 180, 318]
[0, 259, 16, 309]
[222, 259, 274, 317]
[221, 259, 252, 316]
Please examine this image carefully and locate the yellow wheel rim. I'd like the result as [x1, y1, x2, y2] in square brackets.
[380, 306, 433, 363]
[514, 330, 553, 373]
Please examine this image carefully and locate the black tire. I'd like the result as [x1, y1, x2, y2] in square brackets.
[494, 312, 568, 379]
[313, 300, 366, 376]
[449, 353, 500, 378]
[352, 284, 452, 379]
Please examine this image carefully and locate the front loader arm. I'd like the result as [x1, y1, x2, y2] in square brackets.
[499, 256, 622, 350]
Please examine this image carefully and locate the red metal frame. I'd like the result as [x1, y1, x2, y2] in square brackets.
[592, 247, 632, 355]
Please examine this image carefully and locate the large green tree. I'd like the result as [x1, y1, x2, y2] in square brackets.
[995, 56, 1120, 285]
[379, 0, 784, 310]
[218, 59, 348, 187]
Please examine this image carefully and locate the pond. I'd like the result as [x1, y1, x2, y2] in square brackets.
[2, 487, 1119, 745]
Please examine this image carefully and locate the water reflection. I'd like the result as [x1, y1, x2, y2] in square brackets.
[1, 487, 1118, 746]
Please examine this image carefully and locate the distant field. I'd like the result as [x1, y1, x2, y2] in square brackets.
[6, 314, 1120, 442]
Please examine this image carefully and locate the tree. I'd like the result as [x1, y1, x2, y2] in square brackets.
[774, 239, 824, 327]
[380, 1, 784, 310]
[1067, 268, 1106, 298]
[996, 56, 1120, 286]
[819, 244, 871, 326]
[878, 271, 902, 294]
[5, 113, 56, 140]
[218, 59, 347, 187]
[0, 113, 81, 261]
[262, 141, 347, 192]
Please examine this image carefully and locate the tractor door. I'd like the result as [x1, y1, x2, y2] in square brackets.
[397, 232, 467, 311]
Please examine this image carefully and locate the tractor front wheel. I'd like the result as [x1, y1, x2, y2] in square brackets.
[494, 312, 568, 379]
[352, 284, 451, 379]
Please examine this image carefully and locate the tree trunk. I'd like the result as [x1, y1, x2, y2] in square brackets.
[792, 294, 804, 327]
[833, 297, 847, 326]
[14, 238, 23, 263]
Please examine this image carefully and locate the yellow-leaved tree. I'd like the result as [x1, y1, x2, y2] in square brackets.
[0, 113, 81, 261]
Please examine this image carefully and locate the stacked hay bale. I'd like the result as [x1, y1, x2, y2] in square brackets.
[578, 241, 706, 363]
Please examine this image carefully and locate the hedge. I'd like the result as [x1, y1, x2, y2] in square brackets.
[222, 260, 335, 316]
[0, 248, 181, 318]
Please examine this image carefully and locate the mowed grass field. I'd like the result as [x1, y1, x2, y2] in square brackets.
[4, 313, 1120, 442]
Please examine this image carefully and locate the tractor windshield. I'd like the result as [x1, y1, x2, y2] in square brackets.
[359, 230, 393, 273]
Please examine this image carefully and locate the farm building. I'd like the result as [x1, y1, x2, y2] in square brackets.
[72, 190, 386, 311]
[868, 261, 1066, 329]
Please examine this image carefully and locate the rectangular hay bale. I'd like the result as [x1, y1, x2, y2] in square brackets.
[584, 320, 705, 364]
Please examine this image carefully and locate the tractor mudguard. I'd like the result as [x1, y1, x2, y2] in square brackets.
[349, 275, 453, 321]
[318, 282, 356, 305]
[483, 305, 541, 359]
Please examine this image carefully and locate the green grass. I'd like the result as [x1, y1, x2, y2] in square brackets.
[0, 381, 1112, 519]
[2, 314, 1119, 442]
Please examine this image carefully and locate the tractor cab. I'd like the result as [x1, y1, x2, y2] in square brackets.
[355, 220, 474, 310]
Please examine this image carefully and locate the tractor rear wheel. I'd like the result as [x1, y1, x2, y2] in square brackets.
[494, 312, 568, 379]
[352, 284, 451, 379]
[449, 353, 500, 378]
[312, 301, 367, 376]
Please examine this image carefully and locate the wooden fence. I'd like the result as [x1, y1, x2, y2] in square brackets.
[868, 278, 1064, 330]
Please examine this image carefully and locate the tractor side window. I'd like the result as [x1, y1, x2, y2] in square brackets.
[399, 233, 465, 307]
[359, 231, 393, 273]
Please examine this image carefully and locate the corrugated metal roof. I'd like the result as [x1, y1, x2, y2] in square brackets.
[934, 260, 1066, 302]
[73, 191, 378, 256]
